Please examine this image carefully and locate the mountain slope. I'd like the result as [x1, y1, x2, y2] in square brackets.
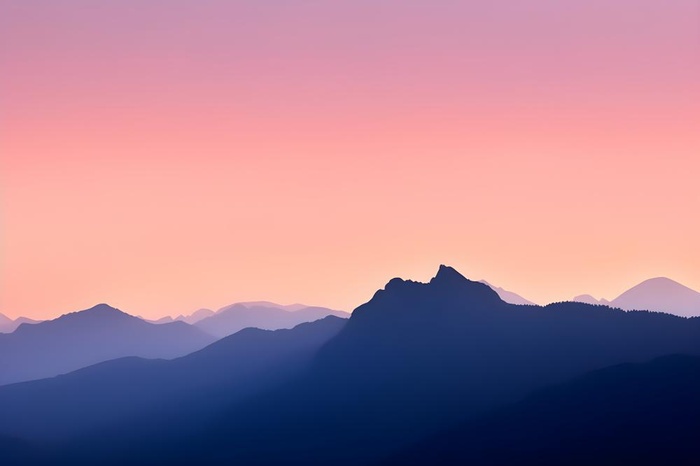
[0, 314, 40, 334]
[0, 316, 347, 442]
[0, 313, 13, 333]
[386, 354, 700, 466]
[122, 265, 700, 466]
[5, 266, 700, 465]
[194, 303, 349, 338]
[573, 277, 700, 317]
[479, 280, 535, 305]
[0, 304, 215, 385]
[611, 277, 700, 317]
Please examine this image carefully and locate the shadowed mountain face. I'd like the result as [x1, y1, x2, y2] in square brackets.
[385, 354, 700, 466]
[194, 303, 349, 338]
[0, 316, 347, 443]
[574, 277, 700, 317]
[4, 266, 700, 465]
[0, 304, 216, 386]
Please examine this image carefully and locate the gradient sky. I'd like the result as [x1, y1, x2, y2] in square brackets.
[2, 0, 699, 320]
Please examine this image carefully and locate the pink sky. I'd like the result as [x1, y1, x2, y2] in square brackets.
[2, 0, 699, 320]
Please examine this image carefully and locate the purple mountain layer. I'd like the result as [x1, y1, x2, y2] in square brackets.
[573, 277, 700, 317]
[0, 304, 215, 386]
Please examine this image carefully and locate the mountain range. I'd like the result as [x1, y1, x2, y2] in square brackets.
[0, 304, 215, 386]
[142, 302, 347, 334]
[0, 314, 40, 334]
[572, 277, 700, 317]
[479, 276, 700, 317]
[0, 316, 346, 442]
[193, 303, 349, 338]
[2, 265, 700, 465]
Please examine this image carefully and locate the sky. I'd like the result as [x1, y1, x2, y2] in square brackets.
[1, 0, 699, 320]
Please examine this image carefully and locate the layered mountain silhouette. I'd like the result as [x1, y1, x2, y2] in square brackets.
[574, 277, 700, 317]
[0, 304, 215, 386]
[479, 280, 535, 305]
[386, 354, 700, 466]
[144, 308, 215, 324]
[0, 316, 346, 442]
[5, 266, 700, 465]
[0, 313, 40, 334]
[193, 303, 349, 338]
[146, 302, 346, 332]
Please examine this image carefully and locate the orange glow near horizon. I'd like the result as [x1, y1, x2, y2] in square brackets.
[2, 1, 699, 320]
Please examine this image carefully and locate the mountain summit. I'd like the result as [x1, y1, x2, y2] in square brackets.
[573, 277, 700, 317]
[613, 277, 700, 317]
[353, 265, 506, 327]
[0, 303, 215, 385]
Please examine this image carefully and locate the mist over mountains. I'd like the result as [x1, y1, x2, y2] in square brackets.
[1, 265, 700, 465]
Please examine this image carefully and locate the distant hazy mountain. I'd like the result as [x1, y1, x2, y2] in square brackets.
[194, 303, 349, 338]
[573, 277, 700, 317]
[0, 313, 13, 333]
[0, 304, 215, 386]
[145, 315, 175, 324]
[236, 301, 310, 312]
[572, 294, 610, 306]
[0, 316, 346, 442]
[0, 314, 40, 334]
[149, 301, 322, 326]
[479, 280, 535, 305]
[175, 308, 216, 324]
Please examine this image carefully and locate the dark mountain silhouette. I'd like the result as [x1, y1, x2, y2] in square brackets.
[16, 266, 698, 465]
[574, 277, 700, 317]
[0, 435, 35, 464]
[194, 303, 349, 338]
[479, 280, 536, 305]
[0, 304, 215, 386]
[385, 354, 700, 466]
[5, 266, 700, 465]
[0, 316, 347, 442]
